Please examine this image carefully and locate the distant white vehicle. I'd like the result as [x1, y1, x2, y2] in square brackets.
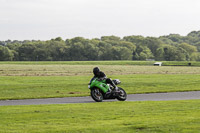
[154, 62, 162, 66]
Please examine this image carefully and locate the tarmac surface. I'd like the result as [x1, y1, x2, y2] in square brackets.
[0, 91, 200, 106]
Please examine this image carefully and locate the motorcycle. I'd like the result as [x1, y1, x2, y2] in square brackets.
[88, 78, 127, 102]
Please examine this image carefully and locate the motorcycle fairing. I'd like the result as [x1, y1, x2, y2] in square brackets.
[90, 78, 109, 93]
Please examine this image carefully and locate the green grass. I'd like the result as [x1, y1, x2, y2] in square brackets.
[1, 62, 200, 100]
[0, 60, 200, 66]
[0, 61, 154, 65]
[0, 76, 90, 100]
[1, 64, 200, 76]
[0, 100, 200, 133]
[1, 74, 200, 100]
[1, 61, 199, 132]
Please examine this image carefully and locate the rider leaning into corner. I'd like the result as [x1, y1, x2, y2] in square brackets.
[90, 67, 119, 96]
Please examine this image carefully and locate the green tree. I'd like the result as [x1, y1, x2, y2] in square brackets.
[98, 42, 113, 60]
[157, 45, 188, 61]
[143, 37, 162, 55]
[112, 46, 132, 60]
[133, 45, 154, 60]
[165, 34, 184, 43]
[123, 35, 144, 45]
[18, 43, 36, 61]
[46, 40, 67, 61]
[190, 52, 200, 61]
[0, 46, 14, 61]
[155, 47, 165, 61]
[54, 37, 64, 42]
[69, 42, 85, 61]
[82, 43, 99, 60]
[6, 43, 21, 61]
[101, 36, 121, 42]
[33, 43, 50, 61]
[119, 41, 136, 50]
[179, 43, 197, 55]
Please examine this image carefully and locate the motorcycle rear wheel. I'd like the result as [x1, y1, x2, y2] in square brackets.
[91, 88, 103, 102]
[116, 87, 127, 101]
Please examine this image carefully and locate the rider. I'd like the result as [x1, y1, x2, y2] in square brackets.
[91, 67, 118, 94]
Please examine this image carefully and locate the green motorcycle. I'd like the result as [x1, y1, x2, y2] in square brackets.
[88, 78, 127, 102]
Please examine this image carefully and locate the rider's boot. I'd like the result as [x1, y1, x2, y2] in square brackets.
[112, 84, 120, 93]
[105, 89, 111, 98]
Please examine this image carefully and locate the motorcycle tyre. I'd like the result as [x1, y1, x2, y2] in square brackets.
[116, 87, 127, 101]
[91, 88, 103, 102]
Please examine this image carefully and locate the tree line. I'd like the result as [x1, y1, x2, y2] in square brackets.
[1, 30, 200, 61]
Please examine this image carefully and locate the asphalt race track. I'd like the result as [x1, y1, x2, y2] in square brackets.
[0, 91, 200, 106]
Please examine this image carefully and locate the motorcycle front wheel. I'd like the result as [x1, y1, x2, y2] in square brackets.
[116, 87, 127, 101]
[91, 88, 103, 102]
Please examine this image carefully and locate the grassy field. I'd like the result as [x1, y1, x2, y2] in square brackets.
[1, 64, 200, 76]
[1, 61, 200, 133]
[1, 62, 200, 100]
[0, 60, 200, 66]
[0, 100, 200, 133]
[1, 74, 200, 100]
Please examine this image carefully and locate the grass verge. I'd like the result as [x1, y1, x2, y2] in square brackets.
[0, 60, 200, 66]
[0, 100, 200, 132]
[1, 63, 200, 100]
[1, 74, 200, 100]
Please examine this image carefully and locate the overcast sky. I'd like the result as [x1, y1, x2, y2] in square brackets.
[0, 0, 200, 40]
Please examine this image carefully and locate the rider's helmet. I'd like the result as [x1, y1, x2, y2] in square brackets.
[93, 67, 100, 75]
